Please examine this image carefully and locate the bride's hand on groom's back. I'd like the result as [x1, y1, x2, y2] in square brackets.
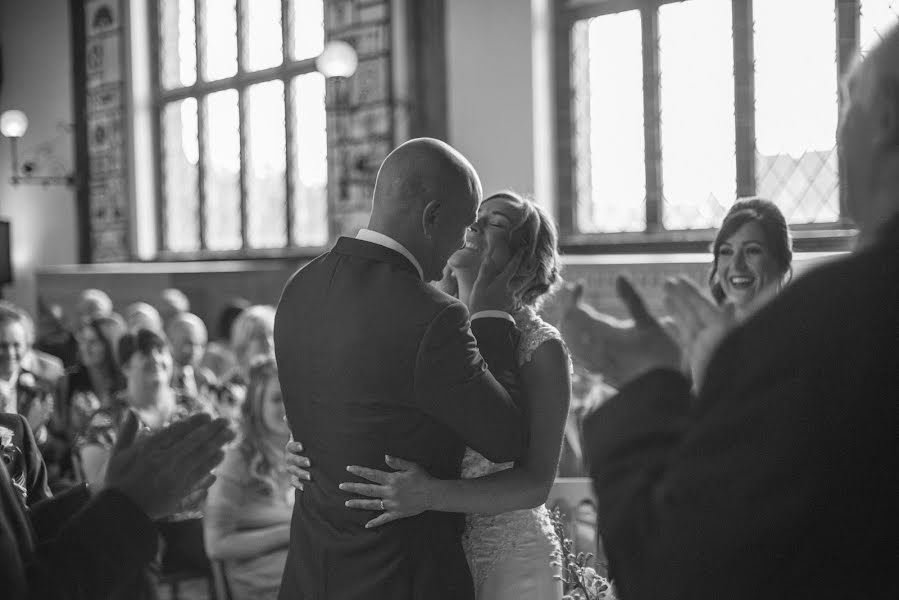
[285, 439, 312, 491]
[341, 455, 434, 529]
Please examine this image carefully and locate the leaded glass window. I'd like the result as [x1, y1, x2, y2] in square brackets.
[154, 0, 328, 255]
[558, 0, 897, 248]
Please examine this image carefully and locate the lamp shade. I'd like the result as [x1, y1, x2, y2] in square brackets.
[315, 41, 358, 79]
[0, 110, 28, 138]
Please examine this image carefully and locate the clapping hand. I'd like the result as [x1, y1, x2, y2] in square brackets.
[341, 456, 434, 529]
[468, 249, 525, 314]
[663, 276, 736, 390]
[559, 276, 681, 389]
[103, 411, 234, 520]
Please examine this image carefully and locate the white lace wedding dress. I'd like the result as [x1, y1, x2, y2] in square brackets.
[461, 306, 565, 600]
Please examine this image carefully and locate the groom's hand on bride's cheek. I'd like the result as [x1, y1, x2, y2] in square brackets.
[285, 439, 312, 491]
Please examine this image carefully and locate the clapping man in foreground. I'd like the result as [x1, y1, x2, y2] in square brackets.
[564, 26, 899, 600]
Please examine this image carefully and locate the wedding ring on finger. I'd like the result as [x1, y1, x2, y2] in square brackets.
[379, 499, 385, 511]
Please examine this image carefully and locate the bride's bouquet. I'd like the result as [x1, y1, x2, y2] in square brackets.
[550, 508, 617, 600]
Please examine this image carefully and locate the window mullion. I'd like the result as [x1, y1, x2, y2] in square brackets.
[195, 0, 207, 250]
[641, 7, 663, 232]
[836, 1, 860, 87]
[836, 0, 860, 225]
[237, 0, 249, 249]
[150, 1, 167, 254]
[732, 0, 756, 198]
[283, 0, 295, 247]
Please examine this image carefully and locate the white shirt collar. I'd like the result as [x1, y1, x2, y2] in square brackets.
[356, 229, 424, 280]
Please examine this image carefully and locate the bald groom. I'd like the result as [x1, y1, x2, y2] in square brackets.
[275, 138, 528, 599]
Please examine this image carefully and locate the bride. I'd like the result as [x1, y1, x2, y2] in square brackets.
[288, 191, 571, 600]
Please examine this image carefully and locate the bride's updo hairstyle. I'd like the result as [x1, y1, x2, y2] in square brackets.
[486, 191, 562, 310]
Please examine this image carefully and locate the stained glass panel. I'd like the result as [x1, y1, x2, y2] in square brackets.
[162, 98, 200, 251]
[754, 0, 840, 224]
[204, 90, 242, 250]
[574, 10, 646, 233]
[292, 0, 325, 61]
[202, 0, 238, 81]
[246, 81, 288, 249]
[245, 0, 283, 71]
[860, 0, 899, 54]
[292, 73, 328, 246]
[659, 0, 736, 230]
[159, 0, 196, 89]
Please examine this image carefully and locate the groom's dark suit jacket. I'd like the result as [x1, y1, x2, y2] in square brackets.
[584, 218, 899, 599]
[275, 237, 528, 600]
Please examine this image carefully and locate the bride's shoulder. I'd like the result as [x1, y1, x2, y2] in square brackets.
[514, 307, 570, 367]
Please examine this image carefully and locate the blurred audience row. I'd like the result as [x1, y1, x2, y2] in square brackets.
[0, 289, 289, 598]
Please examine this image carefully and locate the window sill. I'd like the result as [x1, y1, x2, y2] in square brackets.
[560, 226, 858, 255]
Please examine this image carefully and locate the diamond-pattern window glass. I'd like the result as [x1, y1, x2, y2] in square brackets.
[292, 0, 325, 61]
[659, 0, 736, 231]
[246, 81, 288, 249]
[245, 0, 283, 71]
[162, 98, 200, 251]
[860, 1, 899, 55]
[573, 10, 646, 233]
[754, 0, 840, 224]
[159, 0, 196, 89]
[204, 90, 242, 250]
[292, 73, 329, 246]
[202, 0, 238, 81]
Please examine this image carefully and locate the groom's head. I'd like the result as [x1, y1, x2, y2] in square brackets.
[368, 138, 482, 281]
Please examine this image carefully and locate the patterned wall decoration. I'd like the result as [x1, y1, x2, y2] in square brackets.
[82, 0, 130, 262]
[324, 0, 398, 240]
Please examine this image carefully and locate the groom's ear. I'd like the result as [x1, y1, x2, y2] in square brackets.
[421, 200, 440, 240]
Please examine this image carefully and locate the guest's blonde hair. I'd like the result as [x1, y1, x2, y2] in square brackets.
[231, 305, 275, 369]
[238, 356, 283, 497]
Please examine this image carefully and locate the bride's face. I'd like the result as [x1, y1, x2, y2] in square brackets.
[448, 197, 523, 274]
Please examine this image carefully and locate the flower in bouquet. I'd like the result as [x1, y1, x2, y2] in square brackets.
[550, 507, 616, 600]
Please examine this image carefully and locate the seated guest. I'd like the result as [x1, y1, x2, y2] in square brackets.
[707, 197, 792, 318]
[159, 288, 191, 331]
[201, 297, 250, 381]
[562, 197, 793, 387]
[78, 328, 214, 575]
[1, 409, 234, 600]
[50, 316, 127, 486]
[34, 300, 78, 368]
[210, 304, 275, 421]
[204, 357, 292, 599]
[75, 288, 114, 325]
[569, 26, 899, 599]
[0, 302, 57, 440]
[166, 312, 215, 408]
[124, 301, 164, 333]
[60, 316, 127, 426]
[0, 411, 51, 506]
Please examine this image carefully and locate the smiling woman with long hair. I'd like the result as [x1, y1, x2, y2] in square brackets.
[204, 356, 293, 600]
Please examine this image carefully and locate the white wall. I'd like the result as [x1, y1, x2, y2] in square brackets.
[0, 0, 80, 315]
[446, 0, 537, 198]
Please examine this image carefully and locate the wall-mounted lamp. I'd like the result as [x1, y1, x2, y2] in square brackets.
[316, 40, 359, 79]
[1, 109, 76, 187]
[315, 41, 379, 202]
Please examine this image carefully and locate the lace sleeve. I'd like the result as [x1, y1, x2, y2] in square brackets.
[515, 308, 574, 373]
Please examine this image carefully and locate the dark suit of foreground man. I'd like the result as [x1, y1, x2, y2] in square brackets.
[275, 138, 528, 599]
